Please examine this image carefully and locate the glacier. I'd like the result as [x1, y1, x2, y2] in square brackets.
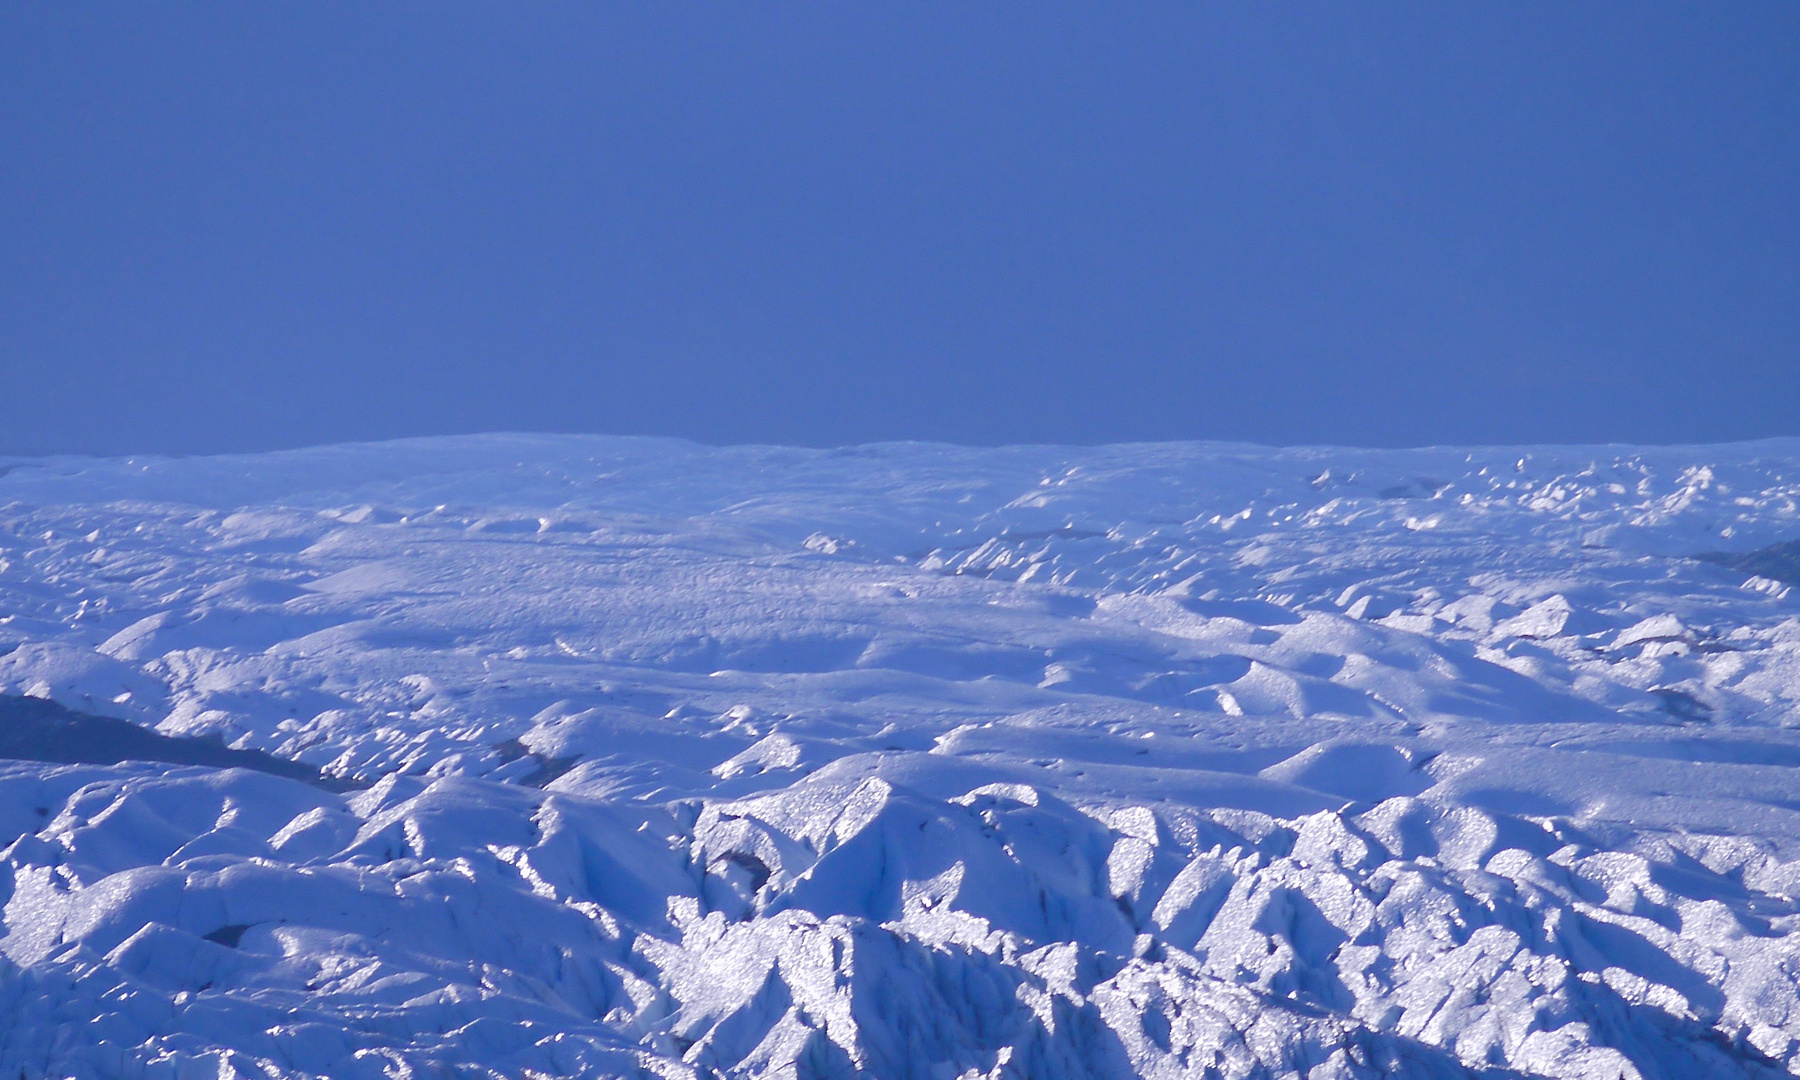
[2, 435, 1800, 1078]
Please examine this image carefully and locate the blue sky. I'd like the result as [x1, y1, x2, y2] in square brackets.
[3, 3, 1797, 455]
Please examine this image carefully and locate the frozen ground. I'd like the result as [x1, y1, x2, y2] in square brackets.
[3, 435, 1800, 1078]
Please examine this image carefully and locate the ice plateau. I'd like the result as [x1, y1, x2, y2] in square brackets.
[3, 435, 1800, 1078]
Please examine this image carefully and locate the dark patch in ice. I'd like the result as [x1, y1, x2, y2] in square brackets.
[1377, 477, 1450, 499]
[519, 755, 579, 787]
[202, 924, 252, 949]
[1694, 538, 1800, 586]
[492, 737, 580, 787]
[0, 694, 359, 791]
[715, 849, 772, 893]
[1035, 591, 1098, 618]
[1649, 687, 1713, 724]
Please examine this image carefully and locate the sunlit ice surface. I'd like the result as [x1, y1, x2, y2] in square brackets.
[4, 435, 1800, 1078]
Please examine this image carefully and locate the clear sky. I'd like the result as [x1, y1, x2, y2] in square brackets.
[3, 3, 1797, 456]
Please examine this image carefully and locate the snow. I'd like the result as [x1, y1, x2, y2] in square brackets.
[2, 434, 1800, 1077]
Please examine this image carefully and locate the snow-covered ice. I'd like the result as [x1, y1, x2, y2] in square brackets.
[4, 435, 1800, 1077]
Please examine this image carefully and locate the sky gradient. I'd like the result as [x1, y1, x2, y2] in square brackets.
[3, 3, 1798, 455]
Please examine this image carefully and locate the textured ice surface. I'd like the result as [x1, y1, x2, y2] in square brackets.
[4, 435, 1800, 1077]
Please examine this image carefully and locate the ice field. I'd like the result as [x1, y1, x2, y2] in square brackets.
[4, 435, 1800, 1078]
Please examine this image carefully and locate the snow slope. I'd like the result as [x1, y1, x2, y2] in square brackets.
[3, 435, 1800, 1078]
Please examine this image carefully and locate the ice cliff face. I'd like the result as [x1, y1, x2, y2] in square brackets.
[2, 435, 1800, 1078]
